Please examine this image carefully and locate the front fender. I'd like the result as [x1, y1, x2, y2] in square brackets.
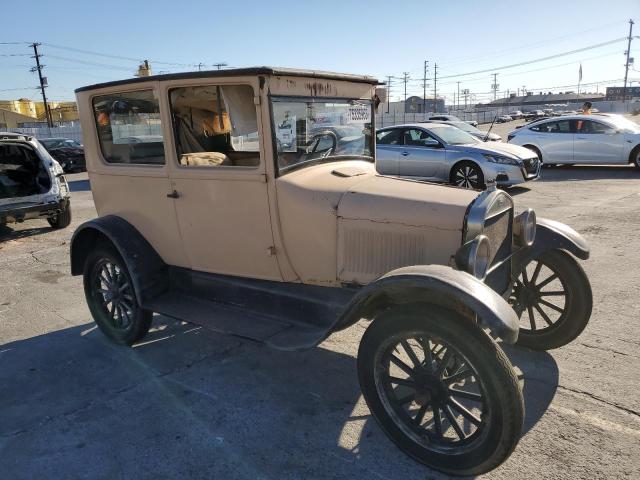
[513, 218, 589, 272]
[335, 265, 520, 344]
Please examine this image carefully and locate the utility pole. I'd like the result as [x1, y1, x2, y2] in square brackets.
[386, 75, 392, 113]
[457, 81, 460, 110]
[30, 43, 53, 128]
[212, 62, 228, 70]
[402, 72, 409, 123]
[522, 85, 526, 96]
[198, 63, 204, 71]
[433, 63, 438, 113]
[622, 18, 635, 101]
[422, 60, 429, 114]
[491, 73, 499, 101]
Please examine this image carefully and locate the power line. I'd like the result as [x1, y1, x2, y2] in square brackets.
[438, 37, 627, 80]
[438, 19, 628, 68]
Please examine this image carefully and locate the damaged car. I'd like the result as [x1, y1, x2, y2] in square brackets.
[1, 135, 71, 229]
[71, 67, 592, 476]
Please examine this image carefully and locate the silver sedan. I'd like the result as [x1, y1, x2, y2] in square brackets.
[376, 123, 540, 189]
[507, 114, 640, 167]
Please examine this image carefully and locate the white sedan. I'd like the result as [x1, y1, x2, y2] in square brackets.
[507, 114, 640, 167]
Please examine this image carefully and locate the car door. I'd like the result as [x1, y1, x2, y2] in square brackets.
[529, 119, 575, 164]
[396, 128, 447, 178]
[164, 82, 282, 281]
[375, 128, 403, 175]
[574, 119, 625, 164]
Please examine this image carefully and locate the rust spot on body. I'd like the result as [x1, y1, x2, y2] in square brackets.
[305, 81, 337, 97]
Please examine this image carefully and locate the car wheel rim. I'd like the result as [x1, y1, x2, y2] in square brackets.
[454, 166, 479, 189]
[374, 333, 489, 454]
[509, 259, 568, 333]
[92, 260, 136, 330]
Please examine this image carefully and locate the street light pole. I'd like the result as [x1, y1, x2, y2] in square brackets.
[623, 19, 635, 101]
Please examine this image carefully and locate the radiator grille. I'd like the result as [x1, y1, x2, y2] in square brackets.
[483, 208, 513, 293]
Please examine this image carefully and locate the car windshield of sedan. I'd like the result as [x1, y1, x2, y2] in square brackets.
[427, 125, 478, 145]
[271, 98, 373, 172]
[41, 139, 82, 149]
[606, 115, 640, 133]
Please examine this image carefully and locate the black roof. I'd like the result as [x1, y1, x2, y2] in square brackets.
[75, 66, 380, 93]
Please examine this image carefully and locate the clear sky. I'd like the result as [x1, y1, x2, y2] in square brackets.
[1, 0, 638, 104]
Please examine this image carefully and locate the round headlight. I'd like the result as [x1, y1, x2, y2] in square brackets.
[455, 235, 491, 280]
[514, 209, 537, 247]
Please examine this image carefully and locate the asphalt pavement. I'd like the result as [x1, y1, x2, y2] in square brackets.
[1, 155, 640, 479]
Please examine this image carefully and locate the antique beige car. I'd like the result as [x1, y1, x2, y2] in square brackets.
[71, 68, 592, 476]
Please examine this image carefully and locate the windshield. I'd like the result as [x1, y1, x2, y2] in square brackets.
[428, 125, 478, 145]
[449, 121, 480, 134]
[605, 115, 640, 132]
[271, 97, 373, 172]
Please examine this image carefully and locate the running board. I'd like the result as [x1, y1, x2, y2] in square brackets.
[143, 267, 357, 350]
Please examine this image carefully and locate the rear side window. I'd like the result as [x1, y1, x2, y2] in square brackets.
[92, 90, 165, 165]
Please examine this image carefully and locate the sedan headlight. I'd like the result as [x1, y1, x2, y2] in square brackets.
[483, 153, 520, 165]
[513, 209, 536, 247]
[455, 234, 491, 280]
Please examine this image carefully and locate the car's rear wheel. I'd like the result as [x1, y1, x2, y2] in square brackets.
[83, 245, 152, 345]
[450, 162, 485, 189]
[358, 306, 524, 476]
[509, 249, 592, 350]
[47, 202, 72, 229]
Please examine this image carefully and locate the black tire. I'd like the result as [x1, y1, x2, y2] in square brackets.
[632, 147, 640, 169]
[83, 244, 153, 345]
[510, 249, 592, 350]
[358, 306, 524, 476]
[47, 202, 72, 229]
[450, 161, 485, 189]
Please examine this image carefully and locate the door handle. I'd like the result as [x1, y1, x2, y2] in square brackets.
[401, 151, 409, 156]
[166, 190, 180, 199]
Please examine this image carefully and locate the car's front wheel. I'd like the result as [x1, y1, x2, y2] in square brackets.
[450, 162, 485, 189]
[633, 148, 640, 169]
[509, 249, 592, 350]
[83, 245, 153, 345]
[358, 306, 524, 476]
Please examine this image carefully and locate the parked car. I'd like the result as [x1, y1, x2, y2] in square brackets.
[496, 115, 512, 123]
[39, 137, 86, 173]
[507, 114, 640, 167]
[426, 114, 478, 127]
[71, 68, 592, 476]
[376, 122, 540, 188]
[426, 119, 502, 142]
[508, 111, 523, 119]
[0, 136, 71, 228]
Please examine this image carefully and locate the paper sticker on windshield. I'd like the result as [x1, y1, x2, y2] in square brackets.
[346, 105, 371, 124]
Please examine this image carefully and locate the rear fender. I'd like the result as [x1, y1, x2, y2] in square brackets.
[70, 215, 168, 304]
[335, 265, 520, 344]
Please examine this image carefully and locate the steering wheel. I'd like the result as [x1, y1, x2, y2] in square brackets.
[308, 130, 338, 159]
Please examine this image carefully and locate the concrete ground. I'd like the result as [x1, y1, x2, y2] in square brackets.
[1, 156, 640, 478]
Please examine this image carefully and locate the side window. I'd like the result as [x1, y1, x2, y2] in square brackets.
[403, 128, 435, 147]
[169, 85, 259, 168]
[376, 129, 402, 145]
[92, 90, 165, 165]
[579, 120, 615, 134]
[531, 120, 571, 133]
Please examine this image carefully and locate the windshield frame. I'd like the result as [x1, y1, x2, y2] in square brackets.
[269, 95, 375, 176]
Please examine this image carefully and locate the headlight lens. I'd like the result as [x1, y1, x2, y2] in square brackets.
[483, 153, 520, 165]
[455, 234, 491, 280]
[513, 209, 536, 247]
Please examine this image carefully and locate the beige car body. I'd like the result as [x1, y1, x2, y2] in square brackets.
[75, 68, 481, 288]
